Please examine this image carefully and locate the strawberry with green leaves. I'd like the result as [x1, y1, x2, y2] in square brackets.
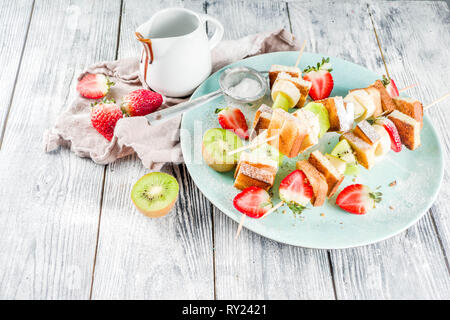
[121, 89, 163, 117]
[336, 184, 382, 215]
[303, 57, 334, 101]
[381, 75, 399, 98]
[279, 170, 314, 214]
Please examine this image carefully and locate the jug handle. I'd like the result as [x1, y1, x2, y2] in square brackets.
[201, 14, 224, 50]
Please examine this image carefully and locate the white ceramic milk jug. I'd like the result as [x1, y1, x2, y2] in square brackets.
[136, 8, 224, 97]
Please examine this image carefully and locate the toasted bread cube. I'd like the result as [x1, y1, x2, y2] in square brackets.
[316, 96, 353, 132]
[340, 131, 376, 169]
[353, 120, 381, 145]
[234, 163, 275, 190]
[370, 80, 396, 114]
[269, 65, 301, 88]
[234, 153, 278, 191]
[308, 150, 344, 197]
[275, 72, 312, 108]
[296, 160, 328, 206]
[267, 109, 307, 158]
[365, 87, 383, 118]
[393, 97, 423, 128]
[292, 109, 320, 152]
[388, 110, 421, 150]
[250, 104, 273, 140]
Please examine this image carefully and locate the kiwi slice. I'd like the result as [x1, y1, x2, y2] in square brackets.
[303, 102, 330, 138]
[131, 172, 179, 218]
[202, 128, 243, 172]
[331, 140, 360, 176]
[251, 143, 284, 166]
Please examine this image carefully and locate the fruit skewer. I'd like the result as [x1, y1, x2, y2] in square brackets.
[232, 91, 449, 237]
[234, 169, 313, 239]
[233, 43, 309, 237]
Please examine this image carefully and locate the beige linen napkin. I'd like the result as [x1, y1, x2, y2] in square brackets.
[44, 28, 300, 170]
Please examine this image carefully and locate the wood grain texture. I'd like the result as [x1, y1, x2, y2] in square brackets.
[292, 0, 450, 300]
[290, 0, 450, 299]
[90, 0, 216, 299]
[0, 0, 33, 143]
[370, 0, 450, 254]
[0, 0, 121, 299]
[356, 0, 450, 299]
[208, 0, 335, 300]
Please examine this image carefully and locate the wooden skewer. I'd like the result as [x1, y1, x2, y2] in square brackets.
[235, 214, 246, 239]
[294, 40, 307, 69]
[398, 83, 418, 93]
[424, 92, 450, 110]
[228, 134, 278, 156]
[261, 201, 284, 218]
[235, 201, 284, 239]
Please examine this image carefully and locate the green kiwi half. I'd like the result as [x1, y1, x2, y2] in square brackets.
[202, 128, 243, 172]
[131, 172, 179, 218]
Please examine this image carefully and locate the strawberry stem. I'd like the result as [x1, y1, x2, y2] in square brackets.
[381, 75, 391, 87]
[303, 57, 332, 73]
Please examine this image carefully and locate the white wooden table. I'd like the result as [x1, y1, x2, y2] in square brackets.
[0, 0, 449, 300]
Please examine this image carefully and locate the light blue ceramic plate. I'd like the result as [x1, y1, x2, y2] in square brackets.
[180, 51, 443, 249]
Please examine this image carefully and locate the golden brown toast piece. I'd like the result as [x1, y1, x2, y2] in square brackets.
[234, 153, 278, 191]
[250, 104, 273, 140]
[267, 109, 307, 158]
[275, 72, 312, 108]
[340, 131, 376, 169]
[393, 97, 423, 128]
[388, 110, 421, 150]
[308, 150, 344, 197]
[292, 109, 319, 152]
[269, 65, 301, 88]
[296, 160, 328, 206]
[370, 80, 395, 114]
[353, 120, 381, 145]
[316, 97, 353, 132]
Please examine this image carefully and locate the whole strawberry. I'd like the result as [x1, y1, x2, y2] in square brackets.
[91, 99, 123, 141]
[121, 89, 163, 117]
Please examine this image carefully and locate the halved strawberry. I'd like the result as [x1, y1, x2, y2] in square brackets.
[303, 57, 334, 101]
[381, 75, 399, 98]
[77, 73, 114, 99]
[233, 186, 272, 218]
[336, 184, 382, 215]
[216, 107, 249, 139]
[375, 117, 402, 152]
[279, 170, 313, 214]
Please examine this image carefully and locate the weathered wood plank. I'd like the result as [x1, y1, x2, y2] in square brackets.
[0, 0, 34, 144]
[338, 0, 450, 299]
[293, 0, 450, 299]
[90, 0, 216, 299]
[0, 0, 121, 299]
[207, 0, 335, 300]
[371, 0, 450, 254]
